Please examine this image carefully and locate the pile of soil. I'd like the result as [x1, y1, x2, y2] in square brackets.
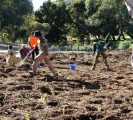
[0, 50, 132, 120]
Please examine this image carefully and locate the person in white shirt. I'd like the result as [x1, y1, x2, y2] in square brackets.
[124, 0, 133, 18]
[131, 44, 133, 69]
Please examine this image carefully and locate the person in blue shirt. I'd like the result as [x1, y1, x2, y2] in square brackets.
[131, 43, 133, 69]
[91, 39, 110, 70]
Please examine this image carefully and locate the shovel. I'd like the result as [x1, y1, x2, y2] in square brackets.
[15, 48, 35, 67]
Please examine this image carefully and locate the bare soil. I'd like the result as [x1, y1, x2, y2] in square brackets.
[0, 50, 132, 120]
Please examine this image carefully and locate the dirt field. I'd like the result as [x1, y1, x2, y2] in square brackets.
[0, 50, 132, 120]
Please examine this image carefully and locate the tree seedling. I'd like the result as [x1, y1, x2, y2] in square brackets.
[97, 105, 102, 112]
[82, 85, 86, 90]
[130, 98, 133, 103]
[25, 112, 30, 120]
[38, 94, 47, 103]
[62, 104, 68, 115]
[50, 87, 55, 96]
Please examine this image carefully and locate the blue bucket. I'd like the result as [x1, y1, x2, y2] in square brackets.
[69, 64, 76, 70]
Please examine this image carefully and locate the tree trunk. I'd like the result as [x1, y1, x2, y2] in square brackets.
[112, 35, 116, 41]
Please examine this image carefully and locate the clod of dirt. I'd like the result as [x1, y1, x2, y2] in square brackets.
[38, 86, 51, 95]
[86, 106, 97, 111]
[15, 85, 32, 90]
[115, 76, 124, 80]
[121, 108, 131, 113]
[105, 116, 120, 120]
[4, 67, 14, 73]
[0, 72, 8, 78]
[113, 99, 123, 104]
[0, 93, 4, 102]
[78, 114, 96, 120]
[89, 99, 103, 104]
[47, 101, 58, 107]
[20, 63, 31, 71]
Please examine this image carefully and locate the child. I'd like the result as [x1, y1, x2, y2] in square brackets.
[5, 45, 20, 66]
[19, 45, 30, 59]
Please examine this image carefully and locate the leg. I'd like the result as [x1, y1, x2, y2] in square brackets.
[32, 49, 35, 60]
[32, 52, 43, 72]
[101, 52, 109, 69]
[43, 54, 57, 75]
[35, 46, 39, 56]
[91, 52, 100, 70]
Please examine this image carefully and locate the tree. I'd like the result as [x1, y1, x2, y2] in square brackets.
[0, 0, 33, 43]
[85, 0, 132, 41]
[35, 0, 70, 43]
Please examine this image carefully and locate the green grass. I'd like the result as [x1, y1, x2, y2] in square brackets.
[49, 43, 92, 51]
[118, 41, 132, 49]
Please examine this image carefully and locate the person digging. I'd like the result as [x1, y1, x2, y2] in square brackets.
[29, 30, 58, 77]
[90, 39, 110, 70]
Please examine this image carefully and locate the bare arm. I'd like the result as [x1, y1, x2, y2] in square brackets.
[124, 0, 133, 7]
[44, 39, 49, 55]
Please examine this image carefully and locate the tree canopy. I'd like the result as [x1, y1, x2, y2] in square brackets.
[0, 0, 133, 44]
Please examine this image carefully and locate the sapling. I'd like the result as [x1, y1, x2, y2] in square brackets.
[50, 87, 55, 96]
[3, 92, 7, 102]
[82, 85, 86, 90]
[45, 78, 47, 82]
[62, 104, 68, 115]
[38, 94, 47, 103]
[130, 111, 133, 115]
[97, 105, 102, 112]
[25, 112, 30, 120]
[130, 98, 133, 103]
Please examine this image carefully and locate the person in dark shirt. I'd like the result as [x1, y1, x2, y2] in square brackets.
[91, 39, 110, 70]
[19, 45, 30, 59]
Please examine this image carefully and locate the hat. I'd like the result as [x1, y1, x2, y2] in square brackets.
[8, 45, 13, 49]
[34, 30, 42, 37]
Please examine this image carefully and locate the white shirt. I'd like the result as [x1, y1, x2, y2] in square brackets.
[124, 0, 133, 18]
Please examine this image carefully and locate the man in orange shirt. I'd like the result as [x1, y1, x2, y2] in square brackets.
[28, 32, 39, 60]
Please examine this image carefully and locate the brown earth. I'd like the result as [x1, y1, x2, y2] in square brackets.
[0, 50, 132, 120]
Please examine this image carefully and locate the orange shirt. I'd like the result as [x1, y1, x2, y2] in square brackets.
[29, 36, 38, 48]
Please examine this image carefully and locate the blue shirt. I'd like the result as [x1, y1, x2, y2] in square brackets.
[93, 41, 106, 53]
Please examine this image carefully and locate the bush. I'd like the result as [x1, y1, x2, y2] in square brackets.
[118, 41, 132, 49]
[49, 43, 92, 51]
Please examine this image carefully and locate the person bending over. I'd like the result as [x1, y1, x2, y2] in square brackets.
[30, 30, 58, 76]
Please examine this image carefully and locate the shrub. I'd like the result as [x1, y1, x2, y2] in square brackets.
[118, 41, 132, 49]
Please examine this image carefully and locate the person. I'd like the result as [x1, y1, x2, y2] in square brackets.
[90, 39, 110, 70]
[5, 45, 20, 66]
[28, 31, 39, 60]
[131, 44, 133, 69]
[124, 0, 133, 18]
[19, 45, 30, 59]
[30, 30, 58, 76]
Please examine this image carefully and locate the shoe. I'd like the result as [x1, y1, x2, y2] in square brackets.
[29, 71, 36, 76]
[53, 73, 58, 78]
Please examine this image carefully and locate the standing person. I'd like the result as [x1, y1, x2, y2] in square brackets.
[30, 30, 58, 76]
[124, 0, 133, 18]
[131, 44, 133, 69]
[91, 39, 110, 70]
[28, 31, 39, 60]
